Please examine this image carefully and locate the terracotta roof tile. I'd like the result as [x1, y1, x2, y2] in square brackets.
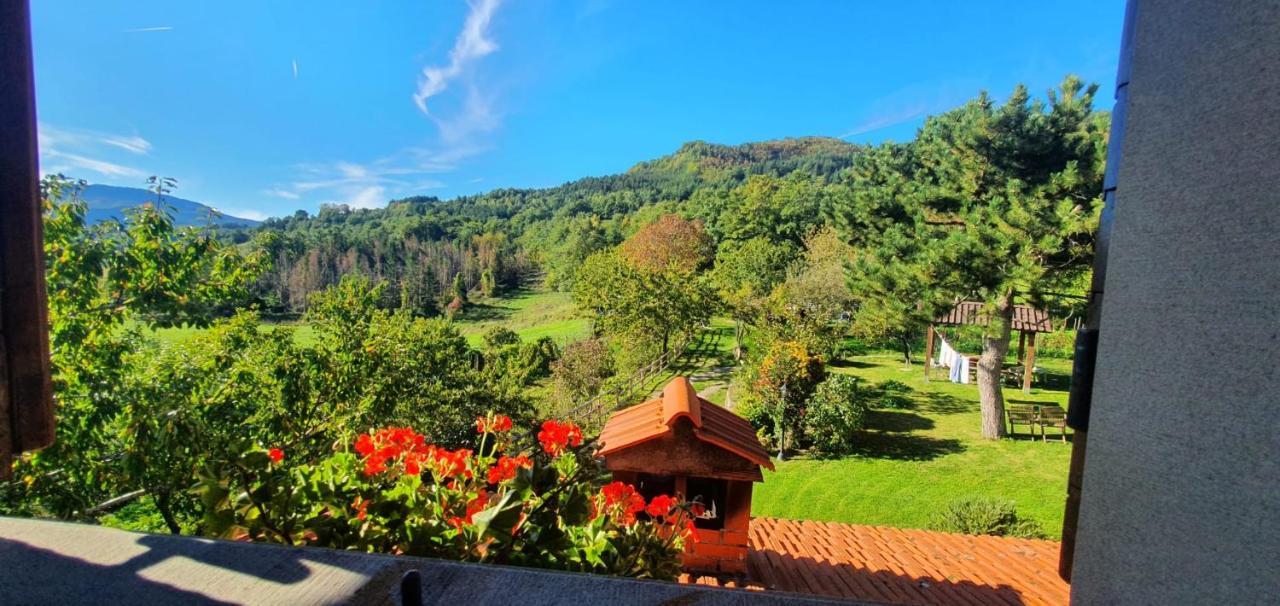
[694, 517, 1069, 606]
[598, 377, 775, 471]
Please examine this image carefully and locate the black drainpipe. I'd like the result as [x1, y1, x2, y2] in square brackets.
[1058, 0, 1137, 582]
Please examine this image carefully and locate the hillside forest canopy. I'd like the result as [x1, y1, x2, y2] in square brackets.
[5, 78, 1105, 573]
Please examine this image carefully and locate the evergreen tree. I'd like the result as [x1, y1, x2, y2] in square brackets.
[839, 77, 1108, 439]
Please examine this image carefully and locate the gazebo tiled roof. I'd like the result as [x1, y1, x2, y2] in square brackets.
[935, 301, 1054, 333]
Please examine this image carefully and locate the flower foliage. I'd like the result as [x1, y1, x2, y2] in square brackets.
[197, 417, 696, 580]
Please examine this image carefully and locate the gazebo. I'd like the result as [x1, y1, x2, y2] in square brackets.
[924, 301, 1054, 393]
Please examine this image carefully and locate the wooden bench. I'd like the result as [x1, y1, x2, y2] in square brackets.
[1036, 404, 1068, 442]
[1006, 405, 1040, 438]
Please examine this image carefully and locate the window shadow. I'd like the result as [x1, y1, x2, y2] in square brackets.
[0, 525, 325, 604]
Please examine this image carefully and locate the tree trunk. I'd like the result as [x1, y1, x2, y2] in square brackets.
[155, 490, 182, 535]
[977, 294, 1014, 440]
[734, 319, 744, 361]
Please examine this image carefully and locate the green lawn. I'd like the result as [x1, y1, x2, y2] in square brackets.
[752, 353, 1073, 536]
[455, 289, 590, 347]
[145, 288, 587, 349]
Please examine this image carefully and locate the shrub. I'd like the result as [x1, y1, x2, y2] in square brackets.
[749, 339, 825, 455]
[197, 416, 698, 580]
[551, 337, 616, 407]
[734, 395, 777, 453]
[928, 496, 1047, 539]
[873, 379, 915, 409]
[1036, 329, 1076, 359]
[802, 374, 870, 457]
[482, 326, 522, 350]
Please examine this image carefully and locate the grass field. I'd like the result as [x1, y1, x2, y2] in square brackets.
[455, 289, 590, 347]
[752, 354, 1073, 536]
[145, 288, 587, 349]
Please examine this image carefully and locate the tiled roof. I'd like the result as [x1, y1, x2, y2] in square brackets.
[685, 517, 1069, 606]
[598, 377, 775, 471]
[935, 301, 1054, 333]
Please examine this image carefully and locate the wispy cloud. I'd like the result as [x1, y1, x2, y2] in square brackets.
[839, 79, 983, 139]
[266, 147, 459, 209]
[123, 26, 173, 33]
[38, 123, 152, 179]
[413, 0, 504, 143]
[266, 1, 505, 210]
[213, 206, 270, 222]
[264, 188, 300, 200]
[43, 150, 146, 178]
[292, 59, 299, 80]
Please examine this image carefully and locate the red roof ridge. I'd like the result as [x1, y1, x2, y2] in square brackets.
[597, 377, 775, 472]
[661, 376, 702, 428]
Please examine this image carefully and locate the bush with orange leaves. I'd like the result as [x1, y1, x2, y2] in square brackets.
[196, 414, 698, 580]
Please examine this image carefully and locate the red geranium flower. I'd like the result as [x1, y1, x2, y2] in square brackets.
[593, 481, 646, 526]
[645, 494, 675, 518]
[475, 414, 513, 434]
[537, 420, 583, 456]
[351, 496, 370, 521]
[267, 448, 284, 464]
[450, 490, 490, 530]
[487, 455, 532, 484]
[353, 427, 434, 476]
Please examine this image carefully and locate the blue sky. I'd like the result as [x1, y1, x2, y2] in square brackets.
[31, 1, 1124, 220]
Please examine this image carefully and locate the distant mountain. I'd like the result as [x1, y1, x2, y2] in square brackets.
[79, 184, 260, 228]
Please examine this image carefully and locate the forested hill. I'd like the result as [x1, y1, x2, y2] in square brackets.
[236, 137, 861, 313]
[82, 184, 260, 227]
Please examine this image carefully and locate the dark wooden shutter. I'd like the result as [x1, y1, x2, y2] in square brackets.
[0, 0, 55, 478]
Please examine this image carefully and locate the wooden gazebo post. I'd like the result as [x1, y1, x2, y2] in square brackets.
[923, 325, 936, 382]
[928, 301, 1052, 393]
[1022, 332, 1037, 394]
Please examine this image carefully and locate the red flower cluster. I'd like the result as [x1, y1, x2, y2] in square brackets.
[449, 490, 490, 530]
[487, 455, 532, 484]
[351, 496, 370, 521]
[267, 448, 284, 464]
[430, 447, 473, 480]
[594, 481, 647, 525]
[475, 414, 513, 434]
[645, 494, 675, 518]
[353, 427, 472, 479]
[537, 420, 583, 456]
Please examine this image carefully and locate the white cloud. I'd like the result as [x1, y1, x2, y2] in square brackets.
[348, 186, 387, 210]
[413, 0, 504, 143]
[292, 59, 299, 80]
[123, 26, 174, 33]
[100, 134, 152, 155]
[216, 207, 270, 222]
[839, 78, 983, 139]
[266, 145, 470, 208]
[38, 123, 154, 179]
[42, 150, 145, 179]
[265, 188, 301, 200]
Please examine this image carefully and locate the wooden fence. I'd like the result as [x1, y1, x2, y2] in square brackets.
[564, 329, 707, 432]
